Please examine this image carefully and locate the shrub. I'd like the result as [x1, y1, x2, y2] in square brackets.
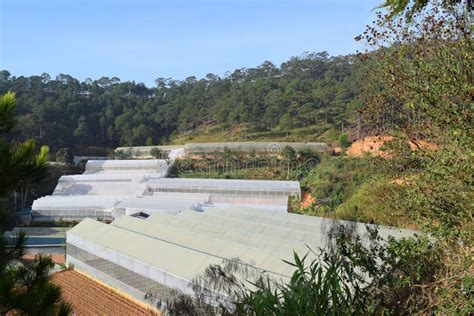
[55, 148, 73, 164]
[338, 133, 352, 149]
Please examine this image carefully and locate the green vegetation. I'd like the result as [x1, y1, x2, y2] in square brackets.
[167, 226, 449, 315]
[55, 148, 73, 164]
[169, 147, 321, 181]
[337, 132, 351, 149]
[0, 93, 71, 315]
[0, 51, 362, 154]
[169, 1, 473, 313]
[0, 0, 471, 313]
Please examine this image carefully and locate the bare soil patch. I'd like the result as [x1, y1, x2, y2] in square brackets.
[347, 135, 437, 157]
[50, 270, 159, 315]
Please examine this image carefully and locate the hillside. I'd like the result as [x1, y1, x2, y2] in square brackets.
[0, 51, 363, 155]
[167, 123, 340, 144]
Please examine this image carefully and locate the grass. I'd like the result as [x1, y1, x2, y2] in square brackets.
[171, 152, 415, 228]
[167, 123, 339, 145]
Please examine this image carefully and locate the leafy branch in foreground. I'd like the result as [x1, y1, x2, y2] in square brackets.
[0, 92, 70, 315]
[161, 225, 469, 315]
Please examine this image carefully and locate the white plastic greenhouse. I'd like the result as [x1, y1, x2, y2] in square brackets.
[147, 178, 301, 197]
[183, 142, 330, 155]
[66, 207, 417, 309]
[32, 196, 120, 220]
[32, 159, 301, 220]
[84, 159, 168, 176]
[114, 142, 329, 159]
[114, 145, 184, 159]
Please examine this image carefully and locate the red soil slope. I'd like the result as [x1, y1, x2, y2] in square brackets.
[347, 135, 437, 157]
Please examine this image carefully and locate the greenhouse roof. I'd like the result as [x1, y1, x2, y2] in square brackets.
[114, 197, 203, 213]
[183, 142, 329, 153]
[84, 159, 168, 175]
[67, 207, 416, 295]
[33, 195, 121, 211]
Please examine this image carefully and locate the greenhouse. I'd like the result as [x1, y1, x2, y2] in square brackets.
[113, 142, 329, 159]
[66, 207, 417, 310]
[147, 178, 300, 211]
[32, 159, 301, 220]
[147, 178, 301, 198]
[114, 145, 184, 159]
[84, 159, 169, 176]
[32, 196, 120, 220]
[183, 142, 330, 155]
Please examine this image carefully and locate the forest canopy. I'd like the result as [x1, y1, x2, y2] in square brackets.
[0, 52, 362, 153]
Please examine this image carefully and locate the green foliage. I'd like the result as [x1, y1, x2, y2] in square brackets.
[150, 147, 164, 159]
[360, 0, 473, 242]
[338, 132, 351, 149]
[379, 0, 463, 22]
[234, 250, 370, 315]
[55, 148, 73, 164]
[335, 177, 408, 226]
[169, 148, 322, 181]
[300, 156, 377, 213]
[0, 91, 17, 132]
[0, 255, 72, 315]
[0, 92, 70, 315]
[0, 52, 362, 151]
[165, 226, 460, 315]
[280, 145, 296, 160]
[359, 2, 473, 311]
[0, 92, 49, 198]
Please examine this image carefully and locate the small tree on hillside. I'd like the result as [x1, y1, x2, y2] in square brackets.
[150, 147, 163, 159]
[281, 145, 296, 180]
[73, 115, 88, 146]
[338, 133, 352, 149]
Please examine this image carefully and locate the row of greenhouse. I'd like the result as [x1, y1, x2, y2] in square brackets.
[32, 159, 301, 221]
[29, 151, 416, 313]
[115, 141, 330, 158]
[66, 206, 417, 309]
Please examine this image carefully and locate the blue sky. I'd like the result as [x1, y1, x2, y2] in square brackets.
[0, 0, 381, 86]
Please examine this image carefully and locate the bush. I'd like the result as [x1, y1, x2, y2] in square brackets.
[338, 133, 352, 149]
[150, 147, 164, 159]
[55, 148, 73, 164]
[335, 177, 409, 226]
[161, 226, 457, 315]
[300, 156, 377, 212]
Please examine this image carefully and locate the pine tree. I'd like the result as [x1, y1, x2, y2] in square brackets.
[0, 92, 71, 315]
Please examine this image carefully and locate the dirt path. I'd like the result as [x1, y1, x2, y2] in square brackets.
[51, 270, 159, 315]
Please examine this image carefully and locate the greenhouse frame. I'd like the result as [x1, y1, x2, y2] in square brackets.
[66, 207, 417, 310]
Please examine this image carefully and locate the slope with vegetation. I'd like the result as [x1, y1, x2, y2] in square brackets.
[0, 51, 363, 154]
[166, 1, 474, 314]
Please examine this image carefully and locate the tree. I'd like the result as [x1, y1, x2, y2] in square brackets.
[0, 52, 362, 150]
[0, 92, 71, 315]
[73, 115, 88, 146]
[338, 133, 352, 149]
[281, 145, 296, 180]
[380, 0, 465, 21]
[55, 148, 73, 165]
[150, 147, 163, 159]
[0, 92, 49, 198]
[279, 112, 293, 138]
[359, 1, 473, 311]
